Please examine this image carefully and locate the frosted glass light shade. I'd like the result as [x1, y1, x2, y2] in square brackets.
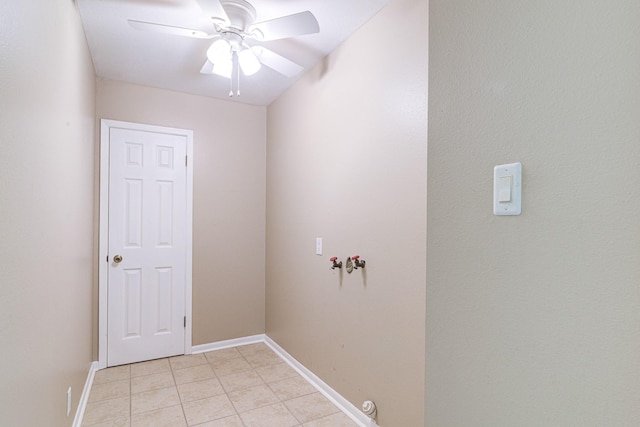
[207, 39, 230, 64]
[238, 49, 261, 76]
[212, 58, 233, 78]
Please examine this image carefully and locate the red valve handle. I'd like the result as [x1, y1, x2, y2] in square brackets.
[351, 255, 360, 260]
[330, 257, 338, 262]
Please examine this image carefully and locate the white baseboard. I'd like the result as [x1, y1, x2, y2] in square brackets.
[191, 334, 266, 354]
[72, 361, 99, 427]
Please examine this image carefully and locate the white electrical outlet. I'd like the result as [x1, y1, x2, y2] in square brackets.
[66, 387, 72, 417]
[315, 237, 323, 255]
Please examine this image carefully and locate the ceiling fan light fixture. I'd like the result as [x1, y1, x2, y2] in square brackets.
[127, 0, 319, 97]
[238, 48, 261, 76]
[207, 39, 231, 64]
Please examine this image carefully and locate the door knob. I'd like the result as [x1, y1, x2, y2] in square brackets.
[113, 254, 123, 264]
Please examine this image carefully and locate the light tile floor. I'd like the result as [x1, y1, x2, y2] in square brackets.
[82, 343, 358, 427]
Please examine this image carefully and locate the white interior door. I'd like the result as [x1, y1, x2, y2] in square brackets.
[106, 125, 190, 367]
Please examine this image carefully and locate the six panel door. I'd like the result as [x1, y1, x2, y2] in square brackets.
[107, 127, 187, 367]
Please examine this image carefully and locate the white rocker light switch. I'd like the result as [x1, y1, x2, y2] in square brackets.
[494, 163, 521, 215]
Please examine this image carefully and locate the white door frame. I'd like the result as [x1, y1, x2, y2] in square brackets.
[98, 119, 193, 369]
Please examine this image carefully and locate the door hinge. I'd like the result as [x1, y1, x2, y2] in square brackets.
[184, 316, 186, 328]
[106, 255, 109, 262]
[185, 155, 187, 167]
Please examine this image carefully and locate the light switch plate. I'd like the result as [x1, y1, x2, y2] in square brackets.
[493, 162, 522, 215]
[315, 237, 323, 255]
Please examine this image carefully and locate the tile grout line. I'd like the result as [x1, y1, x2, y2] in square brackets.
[129, 364, 132, 427]
[169, 356, 189, 427]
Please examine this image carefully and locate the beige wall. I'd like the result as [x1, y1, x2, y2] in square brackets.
[96, 80, 267, 346]
[265, 0, 427, 425]
[0, 0, 96, 425]
[427, 1, 640, 426]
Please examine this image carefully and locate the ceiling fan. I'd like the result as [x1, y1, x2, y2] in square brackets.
[128, 0, 320, 96]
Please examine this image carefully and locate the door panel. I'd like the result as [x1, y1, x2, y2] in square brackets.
[123, 268, 142, 338]
[107, 128, 187, 367]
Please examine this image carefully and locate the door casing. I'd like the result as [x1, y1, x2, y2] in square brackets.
[98, 119, 194, 369]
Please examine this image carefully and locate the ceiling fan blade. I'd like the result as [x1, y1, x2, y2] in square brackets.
[249, 11, 319, 41]
[195, 0, 230, 25]
[128, 20, 214, 39]
[253, 47, 304, 77]
[200, 60, 214, 74]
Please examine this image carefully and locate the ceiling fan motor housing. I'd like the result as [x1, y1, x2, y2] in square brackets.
[220, 0, 257, 31]
[220, 31, 245, 50]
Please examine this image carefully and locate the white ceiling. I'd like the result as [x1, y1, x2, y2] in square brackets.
[77, 0, 389, 106]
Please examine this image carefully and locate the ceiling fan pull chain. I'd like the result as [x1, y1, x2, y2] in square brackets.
[228, 51, 234, 97]
[236, 55, 241, 97]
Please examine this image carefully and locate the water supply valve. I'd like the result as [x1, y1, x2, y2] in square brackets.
[352, 255, 366, 269]
[330, 257, 342, 270]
